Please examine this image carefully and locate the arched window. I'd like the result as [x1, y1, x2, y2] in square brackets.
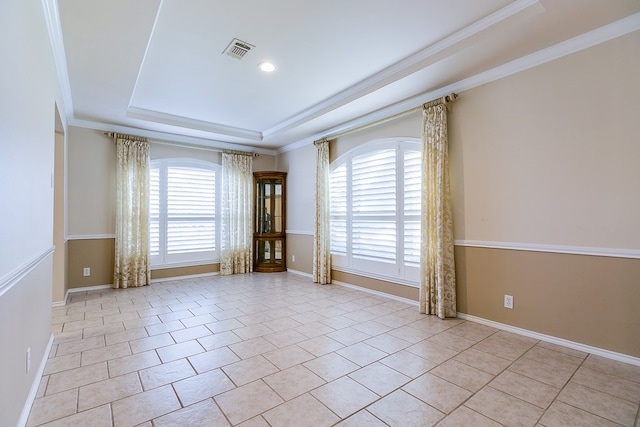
[330, 138, 421, 285]
[150, 159, 220, 266]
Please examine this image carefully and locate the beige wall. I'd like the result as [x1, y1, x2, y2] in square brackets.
[279, 32, 639, 357]
[0, 0, 61, 424]
[67, 127, 116, 236]
[53, 131, 67, 302]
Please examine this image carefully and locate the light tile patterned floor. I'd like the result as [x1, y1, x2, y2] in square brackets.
[29, 272, 640, 426]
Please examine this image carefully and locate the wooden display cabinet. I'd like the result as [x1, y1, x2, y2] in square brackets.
[253, 171, 287, 272]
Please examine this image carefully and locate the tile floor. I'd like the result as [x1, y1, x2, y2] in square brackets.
[28, 272, 640, 426]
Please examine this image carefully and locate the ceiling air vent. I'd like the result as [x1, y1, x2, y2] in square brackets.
[223, 38, 255, 60]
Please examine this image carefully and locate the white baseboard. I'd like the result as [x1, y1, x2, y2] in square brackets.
[151, 272, 219, 283]
[285, 269, 312, 279]
[327, 278, 640, 367]
[457, 313, 640, 367]
[18, 334, 54, 427]
[332, 279, 419, 307]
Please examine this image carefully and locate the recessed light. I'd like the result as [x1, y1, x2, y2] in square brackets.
[258, 62, 276, 72]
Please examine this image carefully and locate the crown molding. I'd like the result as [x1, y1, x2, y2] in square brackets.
[41, 0, 74, 123]
[264, 0, 543, 140]
[126, 106, 263, 141]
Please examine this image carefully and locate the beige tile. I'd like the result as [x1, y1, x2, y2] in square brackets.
[319, 315, 358, 330]
[402, 373, 471, 414]
[27, 389, 78, 427]
[472, 336, 534, 361]
[129, 332, 175, 354]
[582, 354, 640, 383]
[379, 349, 438, 378]
[303, 352, 360, 382]
[215, 380, 284, 425]
[508, 355, 574, 388]
[123, 315, 161, 330]
[557, 382, 637, 426]
[156, 339, 205, 363]
[62, 317, 104, 333]
[539, 401, 619, 427]
[82, 322, 125, 338]
[295, 321, 336, 338]
[108, 349, 161, 377]
[453, 347, 512, 375]
[139, 358, 196, 390]
[43, 353, 81, 375]
[52, 330, 84, 346]
[536, 341, 588, 360]
[112, 384, 181, 427]
[188, 346, 241, 373]
[261, 316, 303, 332]
[447, 321, 498, 342]
[311, 376, 379, 418]
[326, 327, 371, 346]
[336, 410, 387, 427]
[153, 398, 230, 427]
[298, 335, 345, 357]
[228, 336, 277, 359]
[263, 344, 315, 370]
[47, 362, 109, 394]
[263, 393, 340, 427]
[335, 342, 388, 367]
[104, 327, 148, 346]
[173, 368, 235, 406]
[465, 387, 545, 427]
[437, 405, 502, 427]
[351, 320, 393, 336]
[428, 331, 477, 352]
[101, 310, 140, 325]
[522, 346, 584, 373]
[78, 371, 142, 411]
[55, 335, 105, 357]
[144, 319, 185, 336]
[169, 324, 212, 343]
[264, 365, 325, 401]
[364, 333, 411, 353]
[572, 366, 640, 403]
[349, 362, 411, 396]
[368, 389, 445, 426]
[430, 359, 495, 393]
[37, 375, 49, 398]
[263, 329, 307, 348]
[222, 355, 279, 386]
[38, 404, 112, 427]
[387, 324, 435, 343]
[205, 318, 244, 333]
[81, 341, 131, 366]
[490, 370, 560, 409]
[405, 340, 459, 364]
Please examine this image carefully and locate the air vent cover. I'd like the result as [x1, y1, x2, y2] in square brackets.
[223, 38, 255, 60]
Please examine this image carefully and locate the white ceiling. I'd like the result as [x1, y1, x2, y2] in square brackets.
[51, 0, 640, 152]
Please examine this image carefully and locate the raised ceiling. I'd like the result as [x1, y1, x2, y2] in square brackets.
[51, 0, 640, 152]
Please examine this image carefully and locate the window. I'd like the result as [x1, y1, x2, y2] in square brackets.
[150, 159, 220, 266]
[330, 139, 421, 285]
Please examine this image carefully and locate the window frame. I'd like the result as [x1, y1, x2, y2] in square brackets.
[329, 138, 422, 286]
[150, 158, 220, 268]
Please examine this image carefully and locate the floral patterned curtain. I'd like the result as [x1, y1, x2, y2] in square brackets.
[313, 139, 331, 284]
[420, 103, 457, 318]
[220, 152, 253, 275]
[114, 136, 151, 288]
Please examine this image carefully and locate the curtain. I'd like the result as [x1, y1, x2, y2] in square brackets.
[114, 137, 151, 288]
[220, 153, 253, 275]
[420, 103, 457, 318]
[313, 139, 331, 284]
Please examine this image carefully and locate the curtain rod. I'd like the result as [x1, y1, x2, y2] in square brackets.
[318, 93, 457, 142]
[104, 132, 148, 142]
[104, 132, 258, 156]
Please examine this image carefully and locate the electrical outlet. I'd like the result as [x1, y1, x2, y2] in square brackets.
[26, 347, 31, 373]
[291, 255, 296, 262]
[504, 294, 514, 309]
[83, 267, 90, 277]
